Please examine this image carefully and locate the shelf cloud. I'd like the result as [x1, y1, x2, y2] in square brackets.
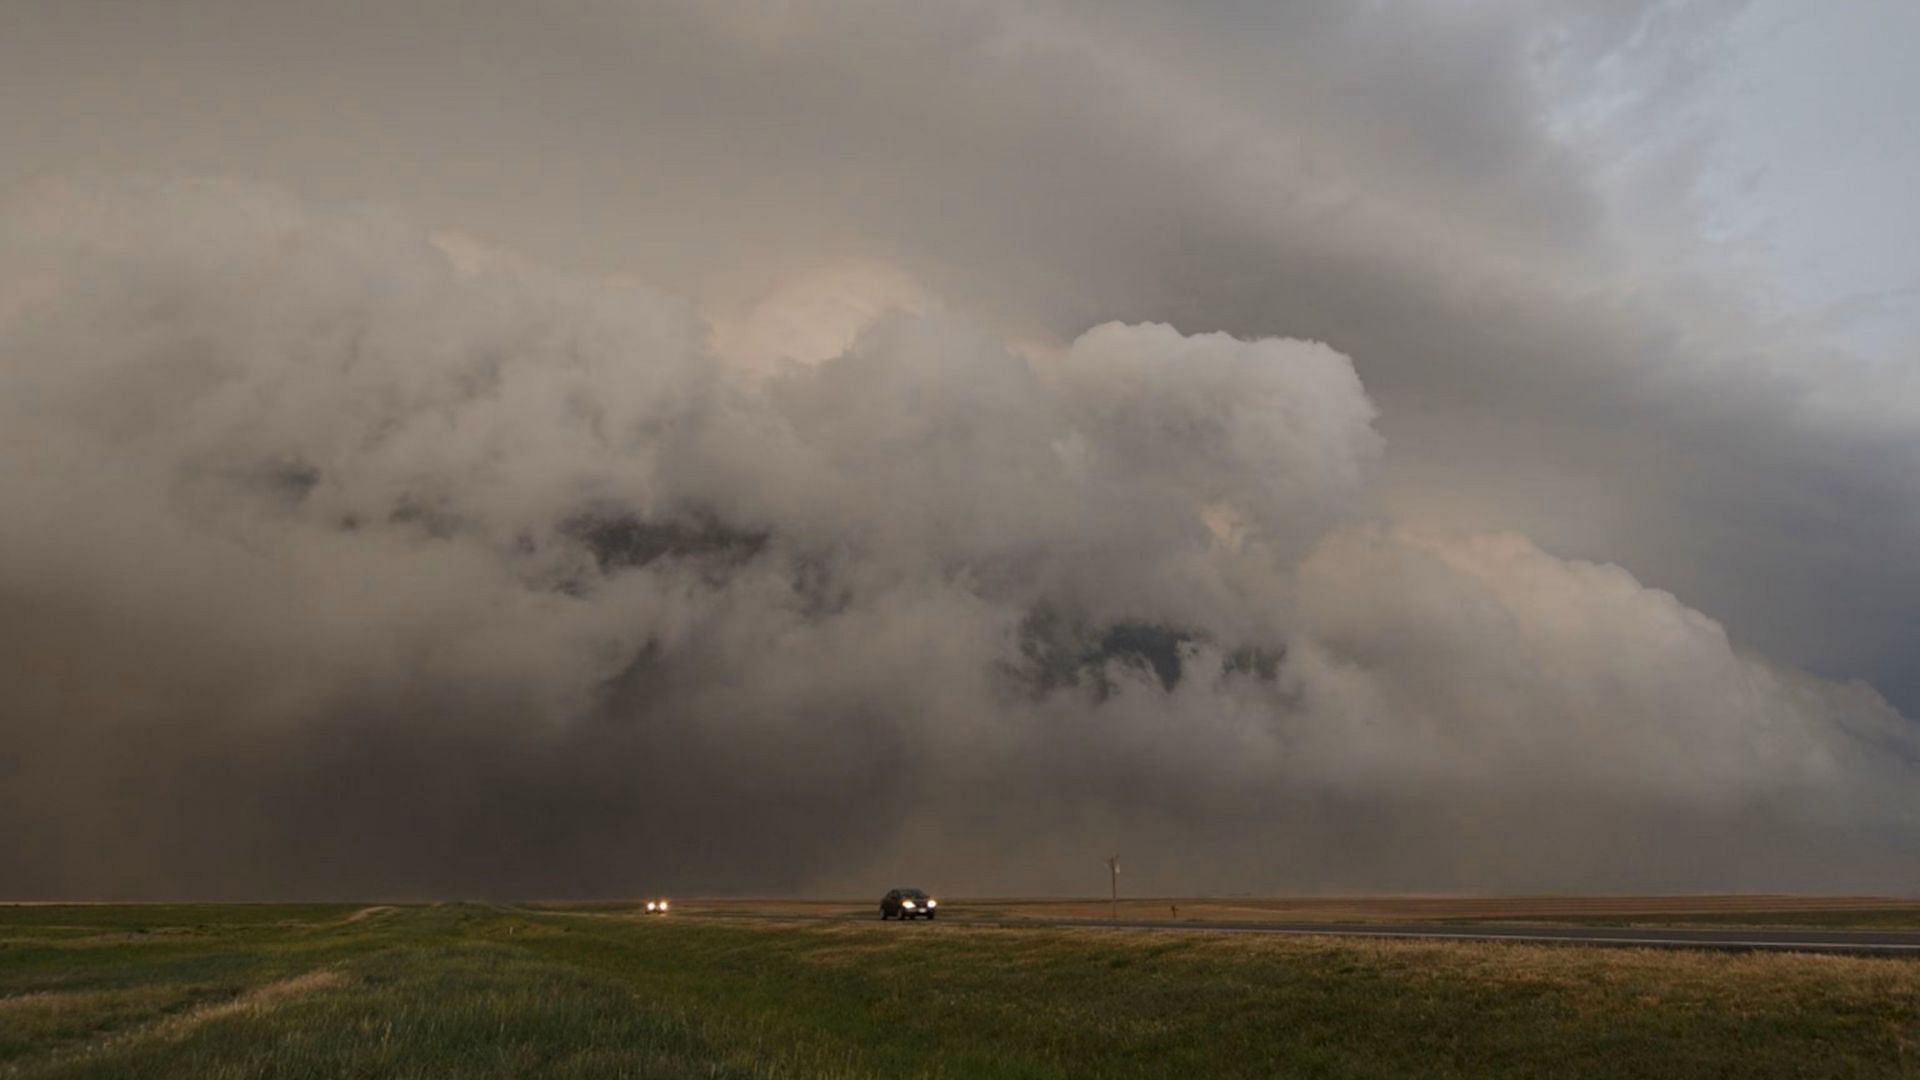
[3, 174, 1913, 897]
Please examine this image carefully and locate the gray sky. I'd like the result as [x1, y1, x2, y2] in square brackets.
[2, 1, 1916, 898]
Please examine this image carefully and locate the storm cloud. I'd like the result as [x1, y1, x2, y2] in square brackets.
[2, 174, 1914, 898]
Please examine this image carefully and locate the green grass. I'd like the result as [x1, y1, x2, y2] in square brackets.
[3, 904, 1918, 1077]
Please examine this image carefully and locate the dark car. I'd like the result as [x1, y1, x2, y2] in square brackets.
[880, 887, 938, 920]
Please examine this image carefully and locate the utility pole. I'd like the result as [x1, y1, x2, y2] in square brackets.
[1106, 855, 1120, 922]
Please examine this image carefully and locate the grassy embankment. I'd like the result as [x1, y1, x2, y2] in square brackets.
[3, 903, 1919, 1077]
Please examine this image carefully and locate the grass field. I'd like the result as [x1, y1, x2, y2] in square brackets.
[5, 903, 1920, 1078]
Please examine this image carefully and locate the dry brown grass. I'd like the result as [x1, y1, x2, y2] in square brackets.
[0, 985, 188, 1023]
[339, 905, 398, 924]
[12, 968, 350, 1075]
[162, 968, 347, 1033]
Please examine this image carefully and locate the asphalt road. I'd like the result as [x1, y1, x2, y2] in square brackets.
[1013, 917, 1920, 957]
[676, 910, 1920, 957]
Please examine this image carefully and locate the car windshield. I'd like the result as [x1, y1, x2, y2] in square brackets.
[896, 889, 927, 898]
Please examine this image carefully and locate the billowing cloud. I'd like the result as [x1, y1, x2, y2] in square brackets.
[2, 177, 1913, 898]
[8, 0, 1915, 714]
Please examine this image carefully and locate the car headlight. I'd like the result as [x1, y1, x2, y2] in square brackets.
[659, 901, 670, 910]
[903, 901, 916, 909]
[927, 899, 937, 908]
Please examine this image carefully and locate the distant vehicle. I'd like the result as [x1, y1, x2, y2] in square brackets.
[880, 887, 938, 920]
[644, 899, 671, 914]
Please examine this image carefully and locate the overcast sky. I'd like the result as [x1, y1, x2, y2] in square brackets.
[2, 1, 1916, 899]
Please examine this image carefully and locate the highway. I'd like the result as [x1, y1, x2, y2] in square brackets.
[1002, 917, 1920, 956]
[668, 909, 1920, 957]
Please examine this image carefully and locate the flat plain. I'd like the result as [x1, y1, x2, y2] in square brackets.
[5, 901, 1920, 1078]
